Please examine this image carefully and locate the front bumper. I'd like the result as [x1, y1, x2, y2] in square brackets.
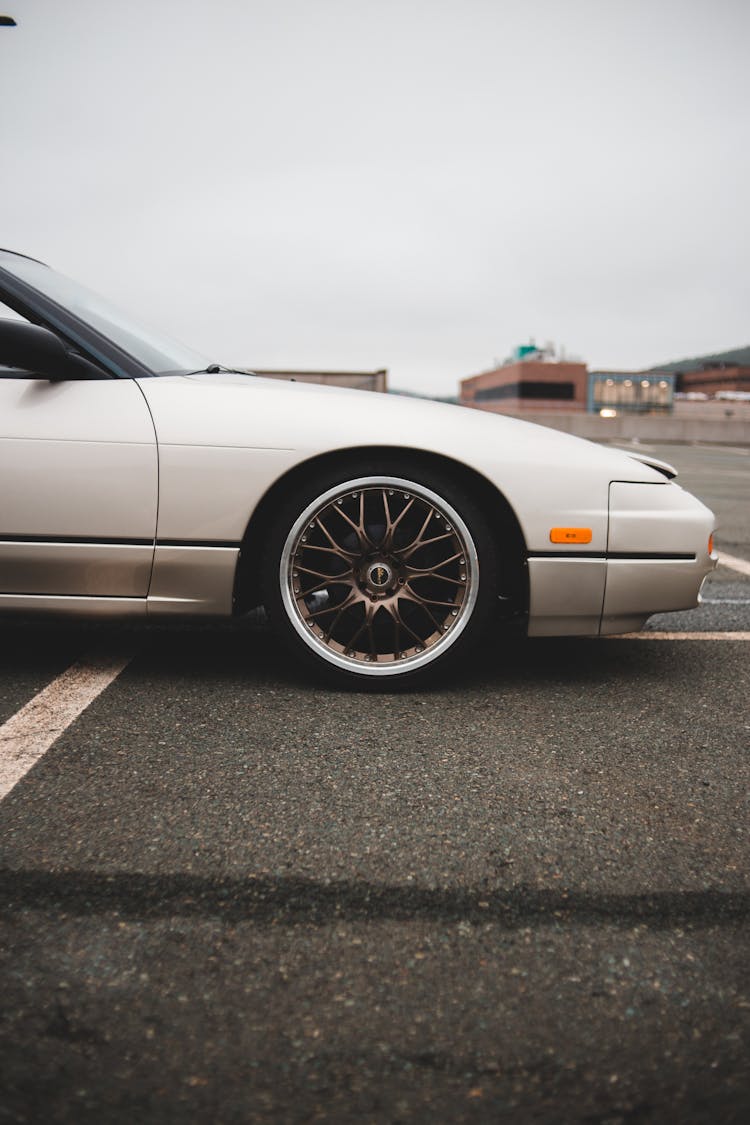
[527, 481, 717, 637]
[600, 481, 716, 634]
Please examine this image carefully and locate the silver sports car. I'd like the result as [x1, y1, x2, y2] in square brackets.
[0, 249, 716, 685]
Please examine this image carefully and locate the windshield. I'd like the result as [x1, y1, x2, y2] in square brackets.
[0, 252, 211, 375]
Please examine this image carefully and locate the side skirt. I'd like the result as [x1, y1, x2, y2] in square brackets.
[0, 545, 240, 620]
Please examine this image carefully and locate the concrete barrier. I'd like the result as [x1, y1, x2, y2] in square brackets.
[500, 411, 750, 446]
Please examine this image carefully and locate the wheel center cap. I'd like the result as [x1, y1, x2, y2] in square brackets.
[366, 561, 394, 591]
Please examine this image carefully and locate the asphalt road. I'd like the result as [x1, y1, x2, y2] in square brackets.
[0, 443, 748, 1124]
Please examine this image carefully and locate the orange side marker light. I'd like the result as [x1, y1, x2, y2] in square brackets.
[550, 527, 593, 544]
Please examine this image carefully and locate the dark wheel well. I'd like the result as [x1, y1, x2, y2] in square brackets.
[232, 447, 528, 620]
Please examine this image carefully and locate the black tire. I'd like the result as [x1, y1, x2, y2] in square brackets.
[261, 458, 500, 688]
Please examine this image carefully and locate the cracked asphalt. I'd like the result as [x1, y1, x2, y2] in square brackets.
[0, 443, 748, 1123]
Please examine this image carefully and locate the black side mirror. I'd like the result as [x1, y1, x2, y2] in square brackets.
[0, 319, 94, 380]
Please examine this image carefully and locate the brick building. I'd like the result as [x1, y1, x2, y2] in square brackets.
[460, 346, 588, 413]
[674, 363, 750, 396]
[647, 346, 750, 396]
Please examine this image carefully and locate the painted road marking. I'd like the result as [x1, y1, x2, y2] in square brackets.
[701, 598, 750, 605]
[610, 632, 750, 641]
[0, 651, 133, 802]
[717, 552, 750, 578]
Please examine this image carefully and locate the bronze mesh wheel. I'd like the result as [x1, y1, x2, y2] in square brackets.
[264, 470, 497, 683]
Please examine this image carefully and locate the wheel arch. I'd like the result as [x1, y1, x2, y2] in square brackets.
[232, 446, 528, 619]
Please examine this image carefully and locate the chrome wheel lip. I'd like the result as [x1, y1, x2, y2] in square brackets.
[279, 476, 479, 677]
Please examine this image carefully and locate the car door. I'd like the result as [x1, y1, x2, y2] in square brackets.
[0, 353, 157, 600]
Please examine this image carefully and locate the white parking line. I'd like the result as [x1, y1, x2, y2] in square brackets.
[0, 651, 133, 801]
[717, 552, 750, 578]
[701, 598, 750, 605]
[610, 632, 750, 641]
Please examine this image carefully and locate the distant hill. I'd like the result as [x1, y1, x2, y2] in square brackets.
[647, 345, 750, 374]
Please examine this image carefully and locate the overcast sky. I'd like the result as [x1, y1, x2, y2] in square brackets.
[1, 0, 748, 394]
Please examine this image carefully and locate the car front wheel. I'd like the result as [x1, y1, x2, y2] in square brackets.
[261, 464, 499, 686]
